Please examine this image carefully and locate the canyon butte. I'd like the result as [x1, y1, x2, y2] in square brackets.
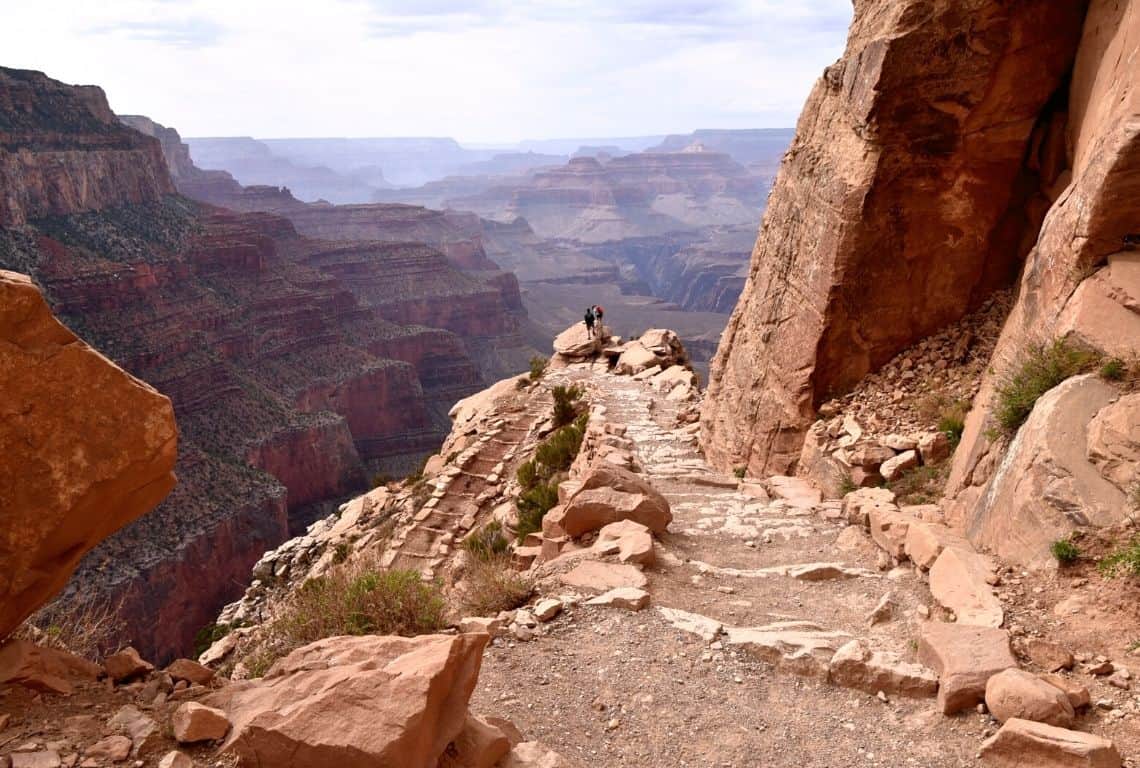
[1, 0, 1140, 766]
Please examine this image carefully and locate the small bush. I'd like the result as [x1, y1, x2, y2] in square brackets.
[15, 594, 124, 661]
[888, 462, 951, 505]
[372, 472, 392, 488]
[1050, 537, 1080, 565]
[994, 340, 1100, 434]
[535, 414, 587, 472]
[1100, 358, 1126, 381]
[458, 555, 532, 617]
[516, 459, 539, 490]
[1098, 539, 1140, 578]
[529, 355, 549, 381]
[332, 541, 350, 565]
[733, 466, 746, 479]
[839, 474, 858, 496]
[516, 482, 559, 541]
[246, 558, 447, 674]
[516, 377, 529, 390]
[463, 521, 511, 561]
[552, 384, 584, 427]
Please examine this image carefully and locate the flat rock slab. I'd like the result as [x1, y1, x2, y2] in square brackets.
[559, 562, 648, 593]
[725, 622, 853, 680]
[829, 640, 937, 698]
[980, 718, 1121, 768]
[658, 607, 723, 642]
[919, 623, 1016, 714]
[929, 547, 1003, 627]
[585, 587, 650, 611]
[868, 505, 913, 560]
[765, 476, 822, 508]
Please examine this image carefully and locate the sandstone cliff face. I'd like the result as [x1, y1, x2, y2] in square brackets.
[702, 0, 1089, 475]
[945, 0, 1140, 564]
[0, 270, 177, 638]
[0, 68, 174, 227]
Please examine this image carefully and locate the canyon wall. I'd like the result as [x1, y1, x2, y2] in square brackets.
[0, 69, 537, 660]
[945, 0, 1140, 565]
[0, 69, 174, 227]
[701, 0, 1089, 476]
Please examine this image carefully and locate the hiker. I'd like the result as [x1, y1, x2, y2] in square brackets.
[592, 305, 605, 336]
[584, 306, 596, 338]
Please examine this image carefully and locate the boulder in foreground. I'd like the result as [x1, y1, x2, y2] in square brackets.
[206, 633, 488, 768]
[979, 718, 1121, 768]
[0, 270, 177, 637]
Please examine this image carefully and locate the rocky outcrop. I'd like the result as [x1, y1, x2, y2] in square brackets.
[701, 0, 1089, 475]
[946, 1, 1140, 564]
[0, 270, 176, 637]
[0, 68, 174, 227]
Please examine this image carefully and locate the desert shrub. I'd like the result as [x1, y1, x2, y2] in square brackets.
[458, 555, 532, 617]
[994, 340, 1100, 434]
[1098, 538, 1140, 578]
[405, 454, 431, 484]
[1050, 537, 1081, 565]
[193, 621, 242, 659]
[887, 462, 951, 506]
[839, 474, 858, 496]
[332, 541, 351, 565]
[551, 384, 584, 427]
[516, 459, 539, 490]
[372, 472, 392, 488]
[516, 482, 560, 541]
[936, 399, 970, 447]
[733, 466, 746, 479]
[534, 413, 587, 472]
[529, 355, 549, 381]
[516, 377, 529, 390]
[463, 521, 512, 561]
[15, 593, 125, 661]
[245, 558, 446, 674]
[1100, 358, 1126, 381]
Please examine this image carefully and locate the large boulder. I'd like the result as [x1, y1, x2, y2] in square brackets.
[552, 323, 603, 362]
[614, 343, 659, 375]
[205, 633, 488, 768]
[548, 465, 671, 537]
[0, 271, 178, 637]
[0, 639, 102, 695]
[951, 376, 1132, 568]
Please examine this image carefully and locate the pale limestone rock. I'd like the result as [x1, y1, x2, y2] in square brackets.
[584, 588, 650, 611]
[725, 622, 852, 680]
[559, 562, 647, 593]
[904, 520, 973, 570]
[658, 607, 723, 642]
[879, 450, 918, 482]
[829, 640, 938, 698]
[591, 520, 655, 566]
[928, 547, 1003, 627]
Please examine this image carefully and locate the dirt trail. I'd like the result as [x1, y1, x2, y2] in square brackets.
[471, 369, 996, 767]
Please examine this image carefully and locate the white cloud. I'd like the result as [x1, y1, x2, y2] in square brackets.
[0, 0, 851, 142]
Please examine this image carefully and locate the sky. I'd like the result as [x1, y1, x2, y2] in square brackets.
[0, 0, 853, 144]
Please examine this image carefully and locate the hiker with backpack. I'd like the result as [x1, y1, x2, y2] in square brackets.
[584, 306, 596, 338]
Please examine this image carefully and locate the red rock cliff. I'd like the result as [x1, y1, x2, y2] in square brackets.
[701, 0, 1089, 475]
[0, 68, 174, 227]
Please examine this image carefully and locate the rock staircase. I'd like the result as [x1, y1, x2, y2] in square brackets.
[382, 396, 550, 577]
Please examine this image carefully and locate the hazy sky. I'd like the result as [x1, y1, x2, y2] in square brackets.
[2, 1, 852, 143]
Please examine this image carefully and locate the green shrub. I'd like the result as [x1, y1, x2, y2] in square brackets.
[1098, 539, 1140, 578]
[552, 384, 584, 427]
[516, 482, 559, 541]
[529, 355, 549, 381]
[1100, 358, 1127, 381]
[535, 414, 587, 473]
[463, 521, 511, 561]
[371, 472, 392, 488]
[839, 474, 858, 496]
[733, 466, 746, 479]
[936, 399, 970, 447]
[516, 459, 539, 490]
[994, 340, 1100, 434]
[1050, 537, 1080, 566]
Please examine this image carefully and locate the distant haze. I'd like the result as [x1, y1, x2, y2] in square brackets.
[2, 0, 851, 143]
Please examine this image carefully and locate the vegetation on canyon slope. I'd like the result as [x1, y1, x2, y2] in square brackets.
[516, 411, 589, 541]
